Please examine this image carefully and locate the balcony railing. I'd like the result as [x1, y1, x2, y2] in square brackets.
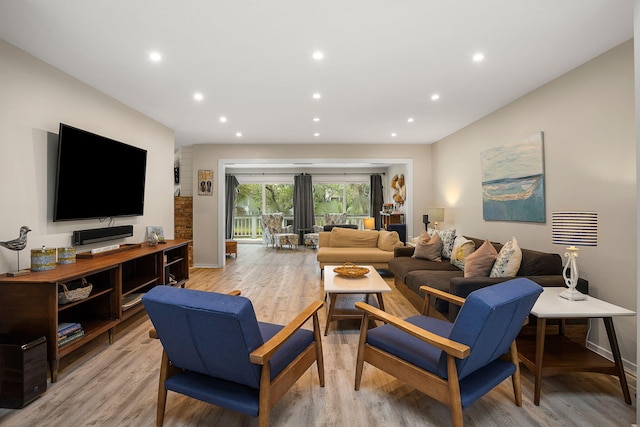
[232, 215, 368, 240]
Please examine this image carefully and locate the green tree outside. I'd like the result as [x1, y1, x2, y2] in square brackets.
[265, 184, 293, 215]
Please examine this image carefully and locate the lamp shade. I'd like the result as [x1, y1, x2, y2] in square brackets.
[552, 211, 597, 247]
[426, 208, 444, 223]
[363, 217, 375, 230]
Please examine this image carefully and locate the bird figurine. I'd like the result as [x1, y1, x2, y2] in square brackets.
[1, 226, 32, 276]
[0, 226, 31, 251]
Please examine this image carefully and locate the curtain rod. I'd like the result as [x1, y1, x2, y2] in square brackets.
[227, 172, 385, 177]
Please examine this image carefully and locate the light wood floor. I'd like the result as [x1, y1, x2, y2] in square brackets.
[1, 244, 636, 426]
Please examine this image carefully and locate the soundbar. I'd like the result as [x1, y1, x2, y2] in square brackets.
[73, 225, 134, 245]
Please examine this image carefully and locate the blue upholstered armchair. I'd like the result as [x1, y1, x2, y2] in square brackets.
[354, 278, 542, 427]
[143, 286, 325, 427]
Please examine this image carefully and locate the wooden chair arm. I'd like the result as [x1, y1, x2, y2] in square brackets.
[148, 289, 242, 339]
[250, 300, 324, 365]
[355, 302, 470, 359]
[419, 285, 466, 307]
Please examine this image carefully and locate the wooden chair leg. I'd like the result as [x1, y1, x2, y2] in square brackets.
[258, 364, 272, 427]
[354, 312, 370, 391]
[312, 312, 325, 387]
[509, 341, 523, 407]
[446, 355, 464, 427]
[156, 350, 170, 427]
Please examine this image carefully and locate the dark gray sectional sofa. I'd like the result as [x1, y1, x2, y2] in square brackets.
[388, 236, 588, 320]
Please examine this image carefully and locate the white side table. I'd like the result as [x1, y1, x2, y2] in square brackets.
[517, 287, 635, 405]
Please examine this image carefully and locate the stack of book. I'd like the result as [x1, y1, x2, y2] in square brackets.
[58, 322, 84, 347]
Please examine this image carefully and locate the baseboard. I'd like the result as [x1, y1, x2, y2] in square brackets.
[586, 340, 637, 384]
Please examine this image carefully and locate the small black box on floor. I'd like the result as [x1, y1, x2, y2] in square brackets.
[0, 335, 47, 408]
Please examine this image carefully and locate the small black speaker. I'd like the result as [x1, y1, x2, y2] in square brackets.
[0, 335, 47, 409]
[73, 225, 134, 245]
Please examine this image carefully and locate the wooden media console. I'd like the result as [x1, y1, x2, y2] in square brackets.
[0, 239, 190, 382]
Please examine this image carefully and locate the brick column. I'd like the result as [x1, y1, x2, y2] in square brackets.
[174, 196, 193, 266]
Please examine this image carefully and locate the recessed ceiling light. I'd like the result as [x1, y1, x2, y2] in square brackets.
[314, 133, 320, 137]
[313, 117, 320, 122]
[194, 93, 204, 101]
[219, 116, 227, 123]
[236, 132, 242, 137]
[407, 117, 414, 123]
[149, 51, 162, 62]
[312, 51, 324, 60]
[312, 92, 322, 100]
[473, 53, 485, 62]
[431, 94, 440, 101]
[391, 133, 397, 137]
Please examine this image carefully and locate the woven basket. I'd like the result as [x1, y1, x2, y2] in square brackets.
[58, 278, 93, 305]
[333, 263, 369, 278]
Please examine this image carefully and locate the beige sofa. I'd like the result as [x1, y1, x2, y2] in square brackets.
[316, 227, 404, 272]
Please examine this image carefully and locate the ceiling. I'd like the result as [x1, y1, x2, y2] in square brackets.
[0, 1, 633, 148]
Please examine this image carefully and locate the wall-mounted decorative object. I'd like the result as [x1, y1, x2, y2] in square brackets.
[481, 132, 545, 222]
[391, 174, 406, 205]
[198, 170, 213, 196]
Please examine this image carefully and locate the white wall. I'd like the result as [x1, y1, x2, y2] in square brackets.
[0, 39, 175, 273]
[634, 1, 640, 418]
[432, 40, 636, 367]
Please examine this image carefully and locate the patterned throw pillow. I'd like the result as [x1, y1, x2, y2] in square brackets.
[450, 236, 476, 271]
[463, 240, 497, 277]
[490, 237, 522, 278]
[413, 232, 443, 261]
[427, 228, 456, 259]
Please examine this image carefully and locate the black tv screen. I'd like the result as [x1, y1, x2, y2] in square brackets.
[54, 123, 147, 221]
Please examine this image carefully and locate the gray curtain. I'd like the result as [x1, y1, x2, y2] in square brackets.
[370, 174, 384, 229]
[225, 175, 239, 239]
[293, 173, 314, 233]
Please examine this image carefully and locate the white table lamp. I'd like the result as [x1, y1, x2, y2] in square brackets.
[551, 211, 597, 301]
[426, 208, 445, 230]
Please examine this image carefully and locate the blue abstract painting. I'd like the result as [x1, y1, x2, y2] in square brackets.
[481, 132, 545, 222]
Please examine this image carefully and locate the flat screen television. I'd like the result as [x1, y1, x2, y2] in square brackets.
[53, 123, 147, 221]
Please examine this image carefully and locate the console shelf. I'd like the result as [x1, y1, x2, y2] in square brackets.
[57, 287, 113, 312]
[0, 239, 190, 382]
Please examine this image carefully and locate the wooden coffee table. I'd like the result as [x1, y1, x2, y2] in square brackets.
[517, 287, 634, 405]
[322, 265, 391, 335]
